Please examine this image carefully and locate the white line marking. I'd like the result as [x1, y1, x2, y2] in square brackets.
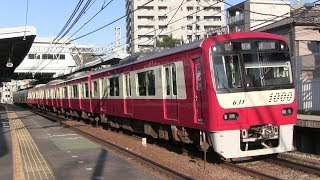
[49, 134, 78, 137]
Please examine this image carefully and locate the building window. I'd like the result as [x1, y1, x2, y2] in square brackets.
[158, 6, 167, 11]
[187, 6, 193, 11]
[316, 41, 320, 53]
[137, 70, 155, 96]
[158, 16, 167, 21]
[28, 54, 36, 59]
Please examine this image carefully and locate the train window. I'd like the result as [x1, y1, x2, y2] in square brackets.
[92, 81, 99, 98]
[63, 87, 68, 98]
[51, 89, 55, 98]
[100, 78, 107, 98]
[165, 67, 170, 95]
[213, 55, 242, 90]
[195, 60, 202, 91]
[172, 66, 177, 95]
[109, 77, 119, 96]
[83, 83, 89, 98]
[137, 70, 155, 96]
[72, 85, 78, 98]
[125, 73, 132, 97]
[56, 88, 60, 98]
[165, 65, 176, 96]
[243, 52, 292, 88]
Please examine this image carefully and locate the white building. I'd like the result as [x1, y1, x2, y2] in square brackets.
[126, 0, 225, 54]
[0, 80, 31, 104]
[14, 37, 94, 78]
[227, 0, 291, 32]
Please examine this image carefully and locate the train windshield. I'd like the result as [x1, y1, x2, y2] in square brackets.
[211, 41, 293, 92]
[243, 52, 292, 89]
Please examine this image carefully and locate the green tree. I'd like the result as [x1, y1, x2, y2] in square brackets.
[156, 34, 183, 48]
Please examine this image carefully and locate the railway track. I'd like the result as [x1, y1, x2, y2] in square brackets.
[29, 109, 286, 179]
[28, 109, 320, 180]
[265, 156, 320, 176]
[221, 162, 282, 180]
[30, 109, 193, 180]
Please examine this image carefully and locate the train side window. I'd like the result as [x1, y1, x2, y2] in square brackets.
[63, 87, 68, 98]
[137, 70, 155, 96]
[172, 65, 177, 95]
[100, 78, 107, 98]
[165, 67, 170, 95]
[72, 84, 78, 98]
[124, 73, 131, 97]
[83, 83, 89, 98]
[109, 77, 119, 97]
[165, 65, 176, 96]
[50, 89, 54, 98]
[92, 81, 99, 98]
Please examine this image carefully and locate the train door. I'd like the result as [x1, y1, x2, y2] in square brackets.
[192, 58, 204, 123]
[164, 64, 178, 120]
[124, 73, 133, 115]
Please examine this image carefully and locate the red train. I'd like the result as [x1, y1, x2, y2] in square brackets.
[13, 32, 297, 159]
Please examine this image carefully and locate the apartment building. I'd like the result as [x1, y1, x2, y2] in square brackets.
[126, 0, 225, 54]
[227, 0, 290, 32]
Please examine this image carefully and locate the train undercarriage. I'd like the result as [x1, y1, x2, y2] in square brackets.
[31, 104, 294, 159]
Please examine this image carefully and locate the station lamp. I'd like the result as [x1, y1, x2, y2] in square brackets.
[6, 58, 13, 68]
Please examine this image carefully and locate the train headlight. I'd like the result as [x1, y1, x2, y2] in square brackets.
[223, 112, 239, 120]
[282, 108, 293, 116]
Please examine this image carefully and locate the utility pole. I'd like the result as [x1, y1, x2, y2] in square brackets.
[115, 27, 121, 48]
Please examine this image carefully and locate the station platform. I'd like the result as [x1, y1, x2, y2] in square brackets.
[0, 104, 158, 180]
[297, 114, 320, 128]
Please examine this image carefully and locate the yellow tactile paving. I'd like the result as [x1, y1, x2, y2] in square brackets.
[7, 111, 55, 180]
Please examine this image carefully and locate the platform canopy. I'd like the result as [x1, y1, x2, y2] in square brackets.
[0, 26, 36, 82]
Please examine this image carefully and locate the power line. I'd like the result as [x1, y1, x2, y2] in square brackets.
[53, 0, 84, 43]
[69, 0, 155, 42]
[58, 0, 94, 41]
[69, 0, 115, 39]
[152, 0, 186, 46]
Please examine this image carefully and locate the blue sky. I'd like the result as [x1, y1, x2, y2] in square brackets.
[0, 0, 315, 46]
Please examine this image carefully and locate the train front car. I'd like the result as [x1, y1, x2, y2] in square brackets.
[203, 32, 297, 159]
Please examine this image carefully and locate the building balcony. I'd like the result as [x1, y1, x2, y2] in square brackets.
[228, 13, 244, 24]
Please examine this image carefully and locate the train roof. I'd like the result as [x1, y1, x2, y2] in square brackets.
[46, 79, 65, 85]
[89, 39, 204, 76]
[63, 32, 287, 82]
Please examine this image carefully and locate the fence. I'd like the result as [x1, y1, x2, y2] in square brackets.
[295, 53, 320, 114]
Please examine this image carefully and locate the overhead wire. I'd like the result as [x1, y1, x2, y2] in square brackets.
[150, 0, 186, 46]
[32, 0, 320, 77]
[69, 0, 155, 42]
[33, 0, 155, 74]
[58, 0, 94, 41]
[53, 0, 84, 43]
[27, 0, 95, 74]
